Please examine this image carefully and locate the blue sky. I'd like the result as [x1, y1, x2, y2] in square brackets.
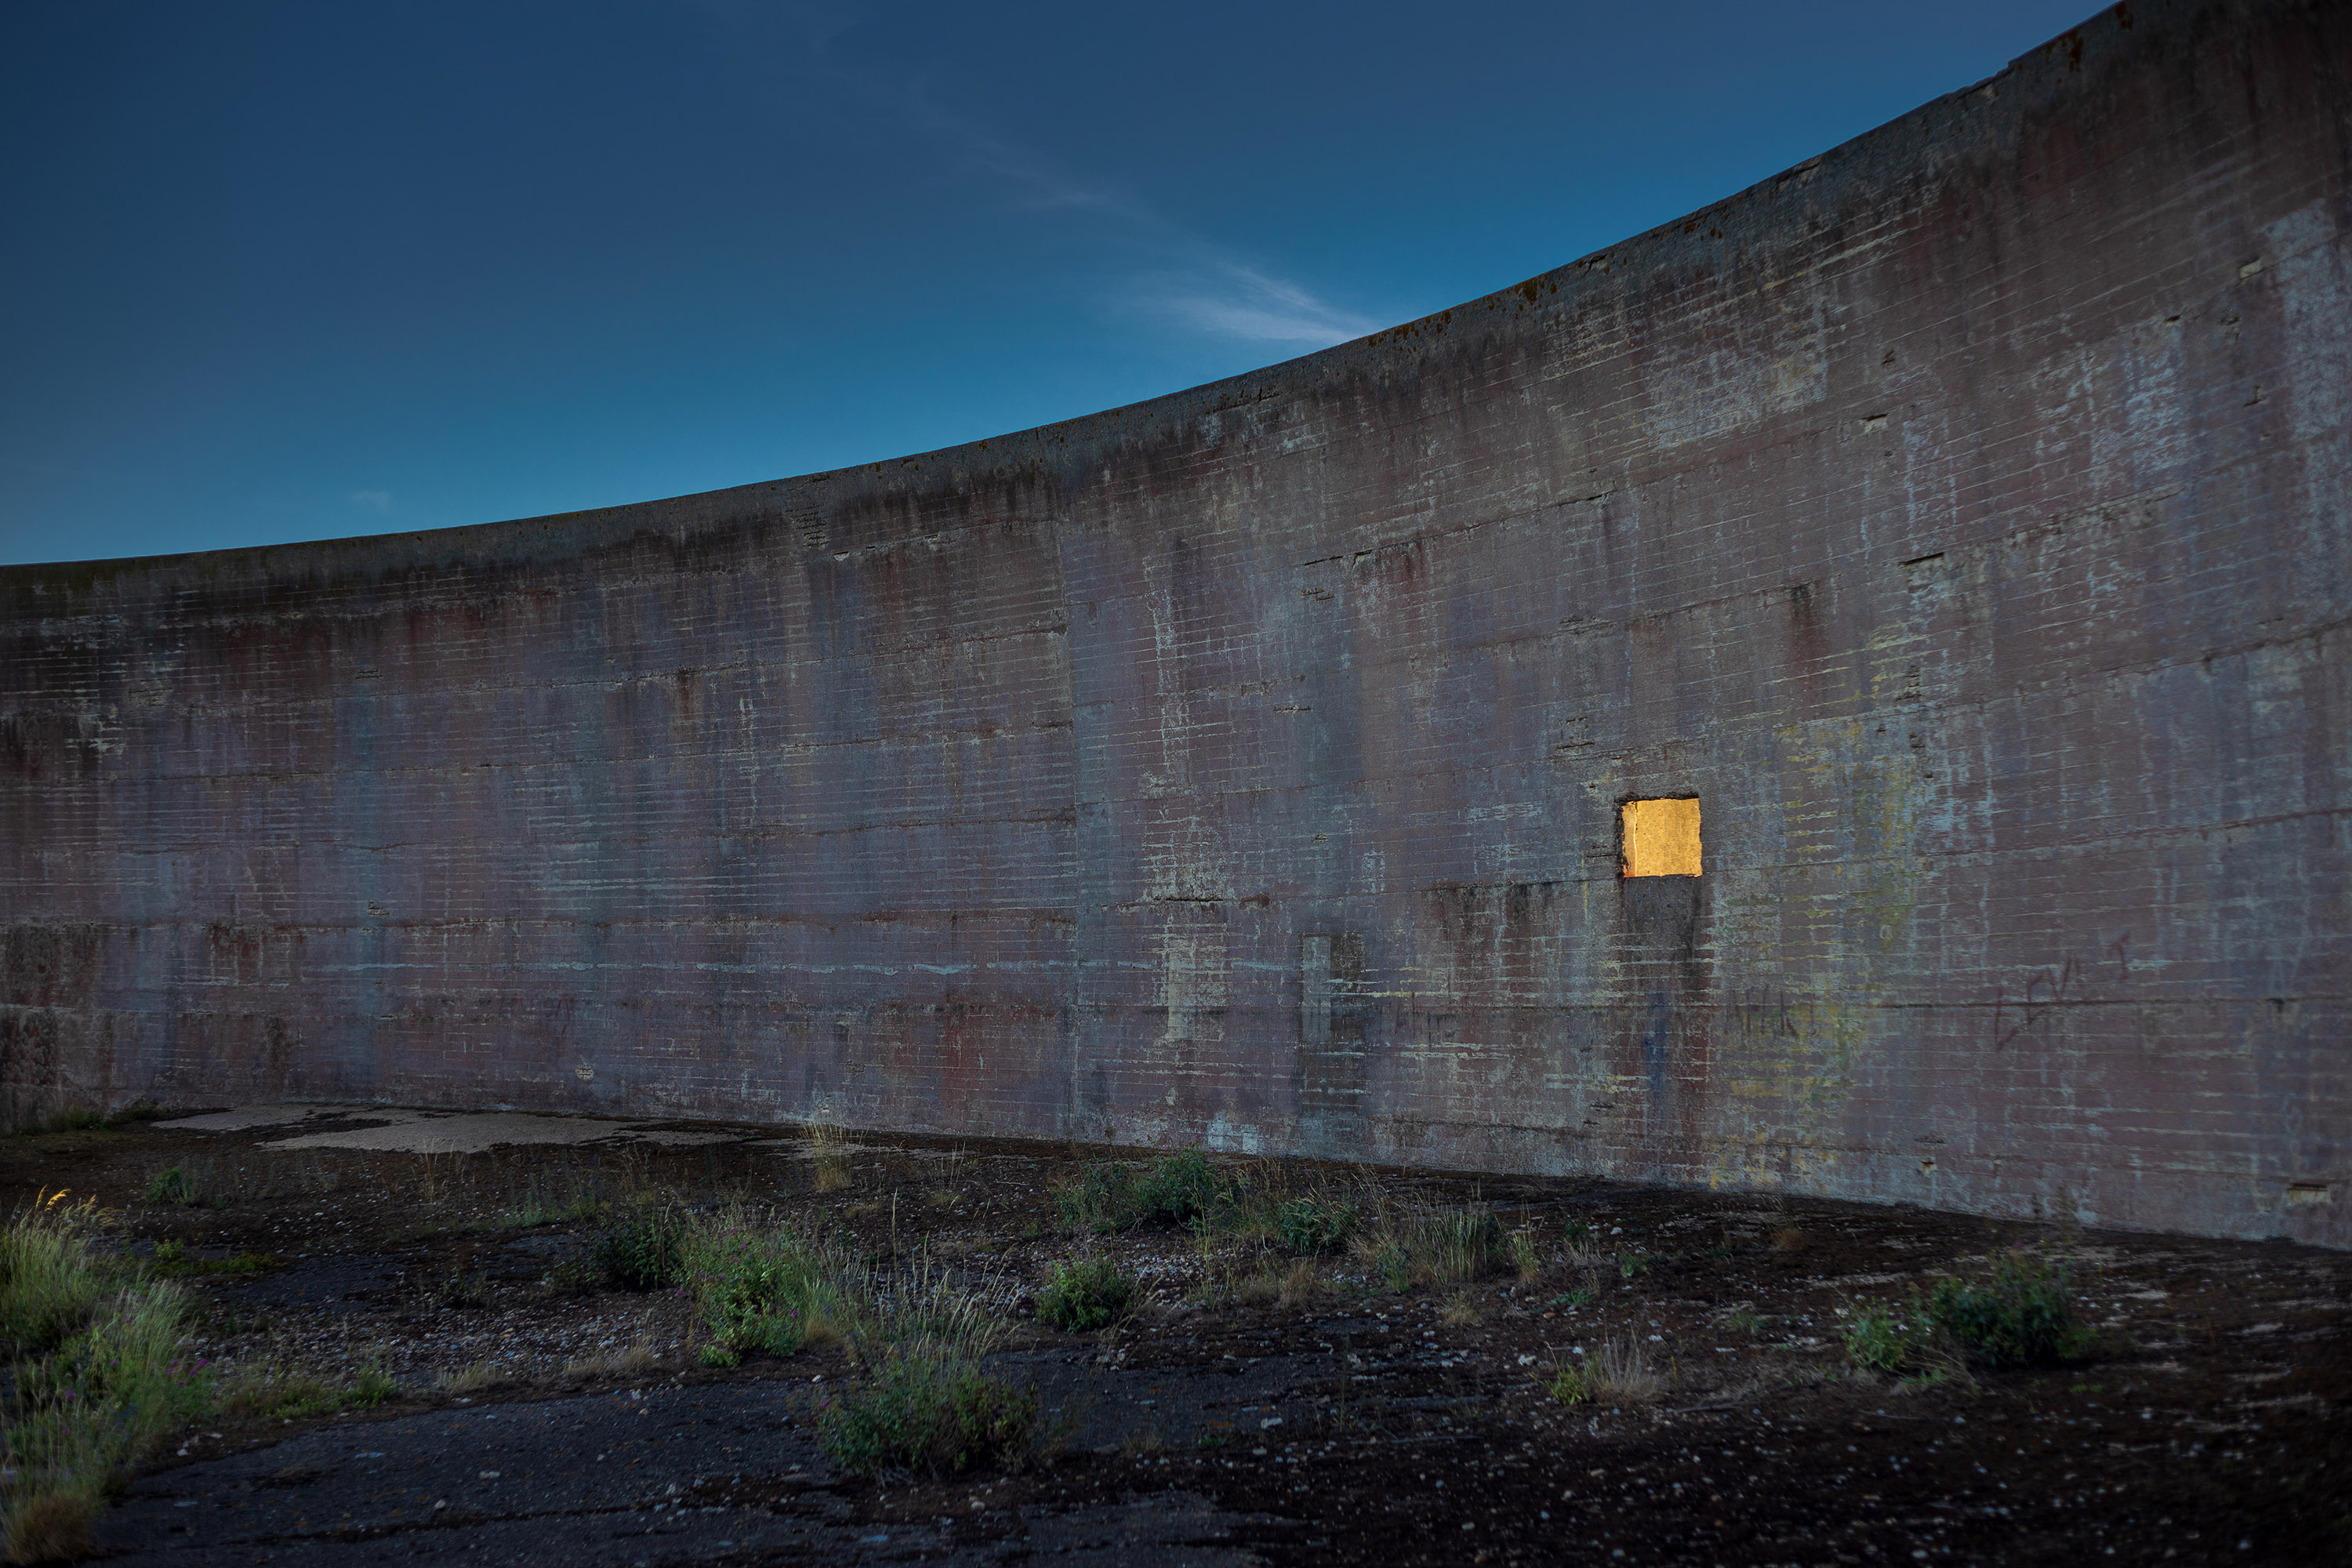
[0, 1, 2095, 564]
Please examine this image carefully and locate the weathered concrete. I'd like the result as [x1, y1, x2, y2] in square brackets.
[3, 0, 2346, 1244]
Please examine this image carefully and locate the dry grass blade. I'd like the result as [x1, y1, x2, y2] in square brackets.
[1586, 1334, 1665, 1405]
[562, 1341, 657, 1380]
[436, 1362, 509, 1395]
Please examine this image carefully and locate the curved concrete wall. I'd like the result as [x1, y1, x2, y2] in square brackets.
[4, 0, 2347, 1243]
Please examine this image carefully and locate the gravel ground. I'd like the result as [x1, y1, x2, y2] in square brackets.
[8, 1111, 2347, 1566]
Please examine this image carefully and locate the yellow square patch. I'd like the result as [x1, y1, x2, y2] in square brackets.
[1621, 797, 1702, 877]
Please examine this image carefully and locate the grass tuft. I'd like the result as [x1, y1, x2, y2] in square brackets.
[678, 1205, 855, 1358]
[806, 1122, 852, 1192]
[3, 1483, 98, 1563]
[563, 1341, 658, 1381]
[142, 1166, 198, 1206]
[1584, 1334, 1665, 1405]
[817, 1353, 1036, 1478]
[2, 1208, 212, 1557]
[437, 1362, 508, 1396]
[1353, 1202, 1507, 1292]
[0, 1196, 107, 1352]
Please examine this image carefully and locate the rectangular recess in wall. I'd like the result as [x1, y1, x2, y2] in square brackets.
[1621, 797, 1702, 877]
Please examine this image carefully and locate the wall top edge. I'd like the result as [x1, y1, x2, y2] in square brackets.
[0, 0, 2201, 606]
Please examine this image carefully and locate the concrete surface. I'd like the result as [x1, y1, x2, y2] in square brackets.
[2, 0, 2346, 1244]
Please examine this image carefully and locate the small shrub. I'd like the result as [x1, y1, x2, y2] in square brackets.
[1543, 1287, 1594, 1312]
[593, 1204, 688, 1290]
[1277, 1257, 1318, 1308]
[500, 1178, 601, 1229]
[41, 1108, 104, 1135]
[1928, 1250, 2091, 1367]
[1359, 1207, 1505, 1291]
[1440, 1294, 1479, 1327]
[1052, 1164, 1141, 1234]
[1507, 1228, 1541, 1283]
[818, 1352, 1036, 1477]
[699, 1343, 740, 1368]
[1724, 1305, 1763, 1336]
[1617, 1251, 1653, 1280]
[1036, 1257, 1137, 1332]
[540, 1254, 601, 1297]
[105, 1098, 169, 1127]
[1769, 1225, 1809, 1252]
[1276, 1196, 1356, 1257]
[1135, 1149, 1225, 1226]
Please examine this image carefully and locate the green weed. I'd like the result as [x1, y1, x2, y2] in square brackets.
[1275, 1196, 1357, 1257]
[592, 1203, 689, 1290]
[1035, 1257, 1137, 1332]
[1052, 1164, 1141, 1234]
[221, 1367, 347, 1421]
[143, 1166, 199, 1205]
[349, 1364, 399, 1408]
[432, 1270, 491, 1310]
[1843, 1298, 1936, 1373]
[147, 1241, 275, 1278]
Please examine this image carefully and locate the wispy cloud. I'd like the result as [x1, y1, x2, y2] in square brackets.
[850, 62, 1370, 350]
[349, 490, 391, 513]
[1141, 263, 1377, 346]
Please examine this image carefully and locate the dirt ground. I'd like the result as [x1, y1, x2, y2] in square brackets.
[10, 1107, 2347, 1566]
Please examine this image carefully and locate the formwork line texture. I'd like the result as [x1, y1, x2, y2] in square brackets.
[3, 0, 2346, 1247]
